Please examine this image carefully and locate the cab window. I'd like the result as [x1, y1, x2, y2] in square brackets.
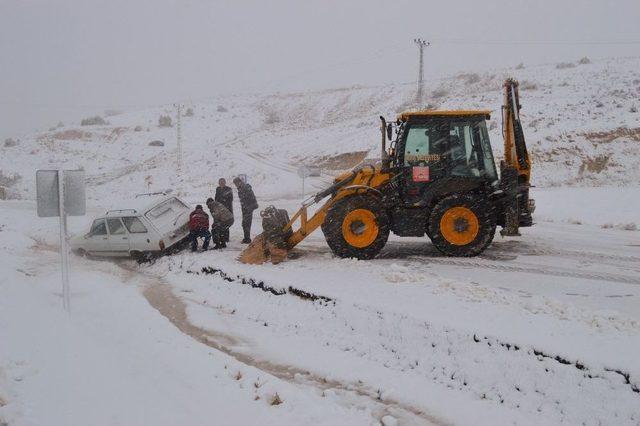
[89, 219, 107, 236]
[107, 218, 126, 235]
[403, 122, 447, 166]
[122, 217, 148, 233]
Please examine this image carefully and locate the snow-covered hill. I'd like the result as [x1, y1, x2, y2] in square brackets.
[1, 56, 639, 204]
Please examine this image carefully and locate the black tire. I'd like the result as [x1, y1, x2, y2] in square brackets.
[321, 195, 390, 260]
[131, 250, 155, 264]
[74, 248, 87, 257]
[428, 193, 496, 257]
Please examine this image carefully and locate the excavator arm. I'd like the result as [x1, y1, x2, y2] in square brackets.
[500, 79, 534, 236]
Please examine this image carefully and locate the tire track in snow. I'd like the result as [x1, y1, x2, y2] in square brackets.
[133, 267, 443, 426]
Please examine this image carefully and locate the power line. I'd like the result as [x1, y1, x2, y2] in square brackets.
[431, 38, 640, 46]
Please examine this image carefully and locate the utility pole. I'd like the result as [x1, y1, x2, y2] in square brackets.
[413, 38, 430, 104]
[175, 104, 183, 171]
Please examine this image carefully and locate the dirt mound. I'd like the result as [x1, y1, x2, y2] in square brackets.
[51, 129, 93, 141]
[312, 150, 369, 170]
[583, 127, 640, 143]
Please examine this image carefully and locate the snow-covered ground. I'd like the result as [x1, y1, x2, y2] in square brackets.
[1, 56, 639, 425]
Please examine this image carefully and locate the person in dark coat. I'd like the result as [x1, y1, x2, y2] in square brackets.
[233, 177, 258, 243]
[188, 205, 211, 252]
[206, 198, 234, 249]
[214, 178, 233, 243]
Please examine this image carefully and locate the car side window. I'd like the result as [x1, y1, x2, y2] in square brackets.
[107, 218, 126, 235]
[122, 216, 148, 233]
[89, 219, 107, 236]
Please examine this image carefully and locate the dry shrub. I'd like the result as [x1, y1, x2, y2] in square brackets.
[263, 110, 280, 125]
[431, 88, 449, 98]
[270, 393, 283, 406]
[217, 105, 228, 112]
[520, 80, 538, 91]
[3, 138, 17, 147]
[81, 116, 107, 126]
[185, 107, 194, 117]
[578, 155, 610, 174]
[0, 170, 21, 187]
[458, 73, 481, 85]
[556, 62, 576, 70]
[158, 115, 172, 127]
[577, 57, 591, 65]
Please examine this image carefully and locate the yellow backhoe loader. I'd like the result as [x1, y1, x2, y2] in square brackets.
[239, 79, 534, 264]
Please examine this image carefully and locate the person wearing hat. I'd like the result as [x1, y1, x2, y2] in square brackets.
[233, 177, 258, 243]
[188, 205, 211, 252]
[214, 178, 233, 243]
[206, 197, 234, 249]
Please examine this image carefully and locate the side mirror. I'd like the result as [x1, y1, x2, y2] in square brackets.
[386, 123, 393, 140]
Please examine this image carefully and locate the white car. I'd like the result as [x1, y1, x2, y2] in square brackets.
[71, 195, 192, 258]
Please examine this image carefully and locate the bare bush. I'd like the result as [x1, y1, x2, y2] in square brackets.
[520, 80, 538, 91]
[556, 62, 576, 70]
[515, 62, 525, 70]
[270, 393, 283, 406]
[0, 170, 21, 187]
[81, 116, 107, 126]
[431, 88, 449, 99]
[577, 57, 591, 65]
[184, 107, 194, 117]
[158, 115, 173, 127]
[458, 73, 481, 85]
[216, 105, 228, 113]
[630, 104, 638, 113]
[134, 125, 143, 132]
[263, 110, 280, 125]
[3, 138, 18, 147]
[104, 109, 122, 117]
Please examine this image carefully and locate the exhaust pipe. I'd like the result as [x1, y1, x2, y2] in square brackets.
[380, 116, 390, 169]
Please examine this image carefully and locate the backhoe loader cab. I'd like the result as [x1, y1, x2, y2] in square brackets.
[239, 79, 534, 264]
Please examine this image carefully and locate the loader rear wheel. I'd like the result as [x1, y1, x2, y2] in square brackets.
[322, 195, 389, 260]
[428, 193, 496, 257]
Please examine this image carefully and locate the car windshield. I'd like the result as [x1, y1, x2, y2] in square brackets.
[401, 119, 497, 182]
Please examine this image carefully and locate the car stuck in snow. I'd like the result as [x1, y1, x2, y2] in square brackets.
[71, 195, 192, 259]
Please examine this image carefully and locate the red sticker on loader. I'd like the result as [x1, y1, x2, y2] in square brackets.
[412, 166, 430, 182]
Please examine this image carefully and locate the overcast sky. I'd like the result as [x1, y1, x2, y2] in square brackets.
[1, 0, 639, 140]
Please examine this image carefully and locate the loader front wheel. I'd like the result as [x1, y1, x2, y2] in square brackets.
[428, 193, 496, 257]
[322, 195, 389, 260]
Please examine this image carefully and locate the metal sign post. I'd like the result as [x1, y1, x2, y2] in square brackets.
[297, 166, 310, 198]
[36, 169, 86, 311]
[57, 170, 70, 310]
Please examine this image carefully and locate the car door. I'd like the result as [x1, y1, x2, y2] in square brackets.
[85, 218, 109, 255]
[106, 218, 130, 256]
[122, 216, 154, 252]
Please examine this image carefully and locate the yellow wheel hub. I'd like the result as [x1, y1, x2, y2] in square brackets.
[342, 209, 379, 248]
[439, 206, 479, 246]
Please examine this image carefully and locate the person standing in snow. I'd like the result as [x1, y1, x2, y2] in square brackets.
[233, 176, 258, 243]
[206, 197, 234, 249]
[214, 178, 233, 243]
[188, 205, 211, 252]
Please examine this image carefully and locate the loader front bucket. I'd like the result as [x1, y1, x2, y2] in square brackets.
[238, 205, 295, 265]
[238, 234, 268, 264]
[237, 233, 290, 265]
